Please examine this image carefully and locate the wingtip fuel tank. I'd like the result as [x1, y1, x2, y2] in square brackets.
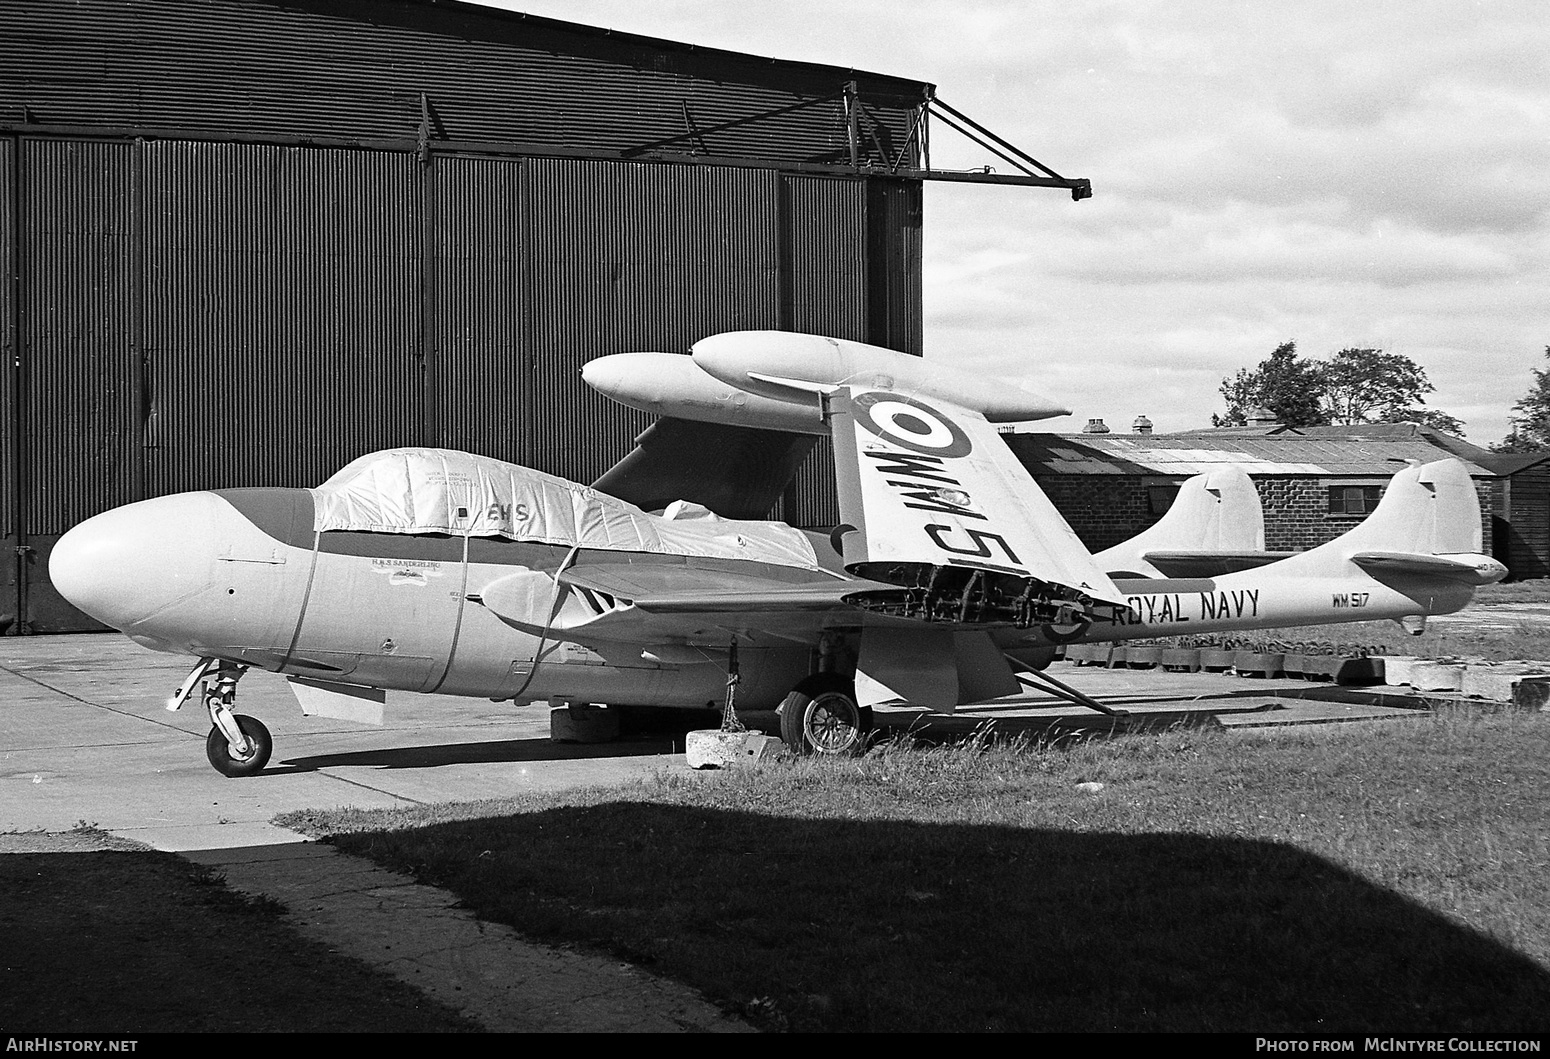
[582, 331, 1071, 431]
[581, 351, 827, 434]
[691, 331, 1072, 423]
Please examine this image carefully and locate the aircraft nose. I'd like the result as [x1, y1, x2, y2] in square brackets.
[50, 493, 224, 632]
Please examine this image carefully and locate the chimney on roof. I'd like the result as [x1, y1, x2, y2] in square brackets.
[1132, 415, 1153, 435]
[1246, 406, 1278, 426]
[1081, 418, 1110, 434]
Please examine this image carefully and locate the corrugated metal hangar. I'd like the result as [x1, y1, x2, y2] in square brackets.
[1, 0, 1088, 632]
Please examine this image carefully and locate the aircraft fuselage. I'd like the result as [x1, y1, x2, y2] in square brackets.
[50, 487, 815, 711]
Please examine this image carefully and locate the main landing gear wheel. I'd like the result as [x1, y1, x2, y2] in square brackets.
[779, 677, 871, 756]
[205, 714, 273, 778]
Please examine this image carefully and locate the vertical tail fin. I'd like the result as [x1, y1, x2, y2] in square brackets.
[1285, 459, 1505, 585]
[1095, 467, 1265, 577]
[1330, 459, 1482, 555]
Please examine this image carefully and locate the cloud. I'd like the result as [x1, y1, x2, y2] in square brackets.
[471, 0, 1549, 444]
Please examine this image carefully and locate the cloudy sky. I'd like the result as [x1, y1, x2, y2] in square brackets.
[476, 0, 1548, 444]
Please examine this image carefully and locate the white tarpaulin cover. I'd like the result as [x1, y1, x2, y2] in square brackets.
[312, 448, 820, 569]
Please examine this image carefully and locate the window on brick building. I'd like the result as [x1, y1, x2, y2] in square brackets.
[1328, 484, 1383, 516]
[1147, 484, 1181, 515]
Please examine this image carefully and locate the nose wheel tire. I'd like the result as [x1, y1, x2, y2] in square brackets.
[205, 714, 273, 777]
[779, 681, 870, 756]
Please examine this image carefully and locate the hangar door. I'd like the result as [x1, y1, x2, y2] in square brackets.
[1, 140, 886, 633]
[4, 139, 139, 634]
[2, 139, 428, 633]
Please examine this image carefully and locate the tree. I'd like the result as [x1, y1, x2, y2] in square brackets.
[1492, 347, 1550, 453]
[1320, 348, 1435, 425]
[1213, 343, 1465, 436]
[1212, 341, 1327, 428]
[1401, 407, 1467, 436]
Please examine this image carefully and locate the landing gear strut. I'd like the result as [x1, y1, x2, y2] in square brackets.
[779, 674, 872, 756]
[169, 658, 272, 777]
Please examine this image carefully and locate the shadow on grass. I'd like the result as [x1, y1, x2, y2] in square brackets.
[0, 848, 477, 1033]
[333, 801, 1550, 1033]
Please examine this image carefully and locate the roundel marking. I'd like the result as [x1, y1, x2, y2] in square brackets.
[851, 392, 972, 458]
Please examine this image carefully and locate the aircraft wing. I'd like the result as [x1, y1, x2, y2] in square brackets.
[559, 563, 861, 613]
[476, 560, 890, 650]
[828, 386, 1128, 608]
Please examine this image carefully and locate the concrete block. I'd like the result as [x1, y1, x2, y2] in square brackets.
[1335, 656, 1384, 685]
[685, 730, 784, 769]
[1511, 677, 1550, 710]
[1233, 651, 1284, 678]
[1408, 660, 1465, 692]
[1460, 664, 1549, 702]
[550, 704, 620, 743]
[1379, 656, 1420, 686]
[1063, 644, 1103, 665]
[1126, 646, 1161, 669]
[1199, 648, 1235, 672]
[1160, 647, 1201, 672]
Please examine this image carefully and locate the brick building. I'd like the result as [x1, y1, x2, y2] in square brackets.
[1003, 422, 1550, 580]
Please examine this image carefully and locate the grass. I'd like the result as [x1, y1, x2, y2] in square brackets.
[1476, 580, 1550, 605]
[280, 707, 1550, 1033]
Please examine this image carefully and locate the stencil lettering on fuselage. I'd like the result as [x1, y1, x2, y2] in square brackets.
[371, 557, 446, 588]
[1108, 588, 1261, 627]
[485, 502, 531, 523]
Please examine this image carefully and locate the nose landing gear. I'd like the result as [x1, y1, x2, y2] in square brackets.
[205, 711, 272, 778]
[169, 658, 272, 777]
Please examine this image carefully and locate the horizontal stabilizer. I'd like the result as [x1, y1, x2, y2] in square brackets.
[1141, 550, 1296, 578]
[1351, 551, 1507, 586]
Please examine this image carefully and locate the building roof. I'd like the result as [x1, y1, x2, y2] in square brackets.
[1004, 422, 1500, 477]
[3, 0, 929, 168]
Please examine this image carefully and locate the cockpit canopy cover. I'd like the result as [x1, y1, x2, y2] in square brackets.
[312, 448, 820, 568]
